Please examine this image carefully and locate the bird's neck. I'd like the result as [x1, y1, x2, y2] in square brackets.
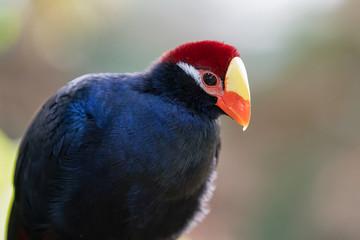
[139, 62, 223, 121]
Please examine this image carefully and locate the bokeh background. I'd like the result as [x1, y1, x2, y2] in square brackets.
[1, 0, 360, 239]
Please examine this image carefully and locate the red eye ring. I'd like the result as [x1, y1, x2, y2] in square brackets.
[199, 70, 219, 86]
[199, 70, 223, 97]
[202, 72, 217, 86]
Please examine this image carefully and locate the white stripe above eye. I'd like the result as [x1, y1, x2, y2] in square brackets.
[176, 62, 206, 92]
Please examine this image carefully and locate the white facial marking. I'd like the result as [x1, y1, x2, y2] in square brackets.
[177, 62, 207, 92]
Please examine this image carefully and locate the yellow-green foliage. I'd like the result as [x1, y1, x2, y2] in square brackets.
[0, 130, 17, 240]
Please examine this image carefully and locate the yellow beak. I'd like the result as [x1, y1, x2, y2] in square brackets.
[216, 57, 251, 130]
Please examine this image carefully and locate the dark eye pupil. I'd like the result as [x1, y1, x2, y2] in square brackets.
[203, 73, 217, 86]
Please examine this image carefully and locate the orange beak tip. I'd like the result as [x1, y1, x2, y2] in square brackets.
[216, 95, 251, 130]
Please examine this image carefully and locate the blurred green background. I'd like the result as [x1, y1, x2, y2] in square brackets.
[1, 0, 360, 239]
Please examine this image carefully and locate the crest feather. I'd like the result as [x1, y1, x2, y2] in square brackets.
[161, 41, 240, 79]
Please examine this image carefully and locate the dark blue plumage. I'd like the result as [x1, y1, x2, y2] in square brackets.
[8, 41, 250, 240]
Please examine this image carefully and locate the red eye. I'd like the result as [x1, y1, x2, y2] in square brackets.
[200, 71, 219, 87]
[203, 72, 217, 86]
[199, 70, 223, 97]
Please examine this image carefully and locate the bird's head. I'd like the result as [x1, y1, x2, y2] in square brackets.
[152, 40, 251, 130]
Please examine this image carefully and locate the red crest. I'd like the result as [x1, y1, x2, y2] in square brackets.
[161, 41, 240, 79]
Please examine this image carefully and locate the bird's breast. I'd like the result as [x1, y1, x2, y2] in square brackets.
[103, 96, 221, 199]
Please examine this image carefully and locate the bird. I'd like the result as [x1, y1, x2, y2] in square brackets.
[7, 40, 251, 240]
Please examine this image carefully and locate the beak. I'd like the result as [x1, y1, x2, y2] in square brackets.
[216, 57, 251, 131]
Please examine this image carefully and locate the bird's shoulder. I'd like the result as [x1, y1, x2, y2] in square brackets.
[14, 73, 129, 184]
[10, 73, 140, 235]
